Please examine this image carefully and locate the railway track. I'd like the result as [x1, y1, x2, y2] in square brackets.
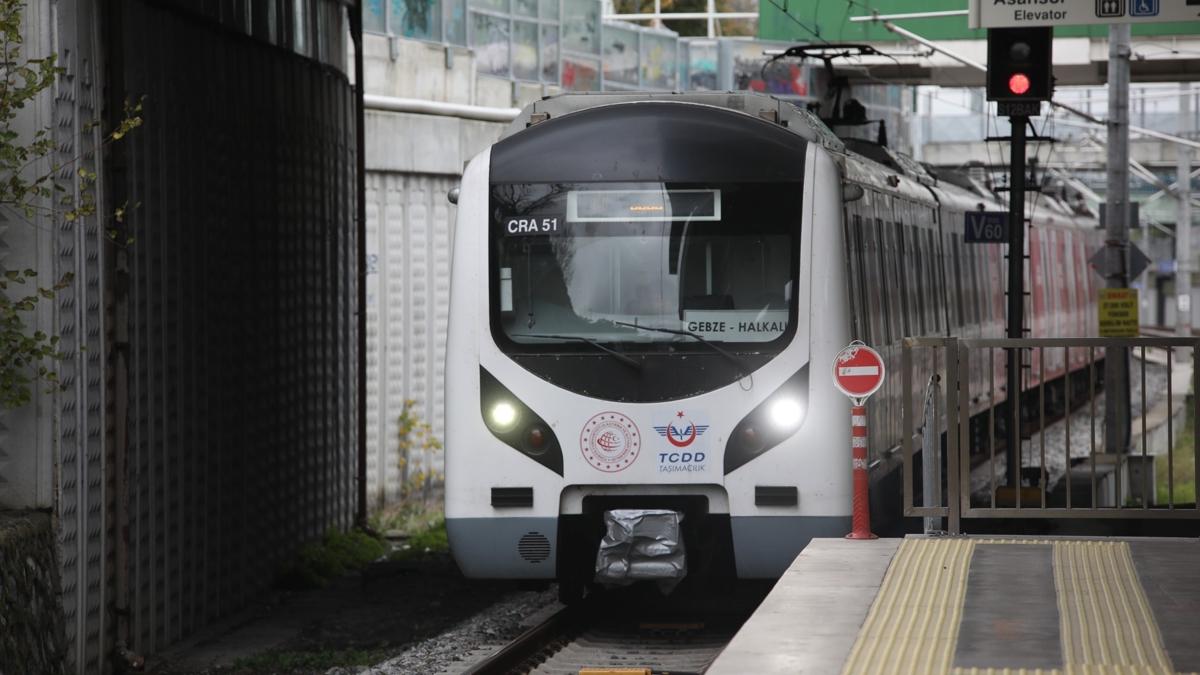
[461, 588, 758, 675]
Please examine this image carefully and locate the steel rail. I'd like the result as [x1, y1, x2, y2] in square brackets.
[461, 604, 580, 675]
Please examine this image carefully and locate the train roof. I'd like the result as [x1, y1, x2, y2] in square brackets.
[503, 92, 1098, 231]
[502, 91, 846, 154]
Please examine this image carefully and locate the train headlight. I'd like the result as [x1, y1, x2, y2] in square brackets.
[769, 398, 804, 429]
[481, 368, 564, 475]
[489, 402, 518, 430]
[724, 365, 809, 474]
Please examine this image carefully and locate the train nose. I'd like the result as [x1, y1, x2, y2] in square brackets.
[556, 490, 737, 602]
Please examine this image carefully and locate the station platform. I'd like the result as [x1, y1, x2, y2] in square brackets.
[709, 536, 1200, 675]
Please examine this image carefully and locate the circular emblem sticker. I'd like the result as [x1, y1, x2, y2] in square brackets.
[580, 412, 641, 472]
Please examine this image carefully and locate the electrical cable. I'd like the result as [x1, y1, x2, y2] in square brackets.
[760, 0, 831, 44]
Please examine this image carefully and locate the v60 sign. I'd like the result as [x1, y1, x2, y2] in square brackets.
[964, 211, 1009, 244]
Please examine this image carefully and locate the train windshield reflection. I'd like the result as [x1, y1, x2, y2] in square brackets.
[490, 181, 802, 348]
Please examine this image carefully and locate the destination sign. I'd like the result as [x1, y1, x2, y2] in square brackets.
[969, 0, 1200, 28]
[567, 189, 721, 223]
[680, 310, 789, 342]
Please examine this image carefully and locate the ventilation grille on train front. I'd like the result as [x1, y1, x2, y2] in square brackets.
[517, 532, 551, 563]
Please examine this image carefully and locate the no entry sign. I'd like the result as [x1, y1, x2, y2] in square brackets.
[833, 341, 885, 402]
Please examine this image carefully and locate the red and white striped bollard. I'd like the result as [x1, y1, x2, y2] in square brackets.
[832, 341, 884, 541]
[847, 404, 876, 540]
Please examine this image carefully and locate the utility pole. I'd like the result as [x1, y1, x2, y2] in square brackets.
[1104, 24, 1132, 458]
[1178, 82, 1193, 341]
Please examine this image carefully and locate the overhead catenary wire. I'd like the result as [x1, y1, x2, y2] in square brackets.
[853, 17, 1200, 151]
[760, 0, 832, 44]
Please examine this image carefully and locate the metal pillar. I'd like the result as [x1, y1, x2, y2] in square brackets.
[1006, 115, 1028, 488]
[1104, 24, 1132, 457]
[1178, 83, 1193, 340]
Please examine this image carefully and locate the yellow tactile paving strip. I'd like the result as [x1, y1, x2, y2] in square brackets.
[1054, 542, 1173, 674]
[842, 538, 976, 674]
[841, 539, 1193, 675]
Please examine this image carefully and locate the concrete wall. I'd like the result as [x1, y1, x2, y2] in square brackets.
[362, 32, 552, 508]
[362, 33, 555, 108]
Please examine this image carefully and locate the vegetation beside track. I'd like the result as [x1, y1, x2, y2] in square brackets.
[1158, 403, 1197, 506]
[276, 529, 390, 590]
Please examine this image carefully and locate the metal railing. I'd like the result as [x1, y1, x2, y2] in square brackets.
[902, 336, 1200, 534]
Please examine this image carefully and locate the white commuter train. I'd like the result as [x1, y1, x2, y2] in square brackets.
[444, 92, 1100, 599]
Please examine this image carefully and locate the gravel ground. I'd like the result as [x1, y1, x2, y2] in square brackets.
[333, 588, 560, 675]
[147, 552, 547, 674]
[967, 360, 1171, 498]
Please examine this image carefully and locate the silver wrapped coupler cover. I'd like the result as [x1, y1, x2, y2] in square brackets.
[594, 509, 686, 589]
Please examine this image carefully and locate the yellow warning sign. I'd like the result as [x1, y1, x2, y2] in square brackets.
[1099, 288, 1139, 337]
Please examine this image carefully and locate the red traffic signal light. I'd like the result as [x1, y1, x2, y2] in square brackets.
[987, 27, 1052, 104]
[1008, 73, 1031, 96]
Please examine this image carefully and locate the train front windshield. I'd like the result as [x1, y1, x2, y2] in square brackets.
[490, 182, 802, 351]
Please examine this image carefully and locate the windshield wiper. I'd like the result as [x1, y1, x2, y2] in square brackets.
[513, 333, 643, 372]
[613, 321, 751, 377]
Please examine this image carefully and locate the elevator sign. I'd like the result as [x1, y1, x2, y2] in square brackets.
[969, 0, 1198, 28]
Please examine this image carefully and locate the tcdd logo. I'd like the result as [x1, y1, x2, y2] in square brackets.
[659, 451, 705, 463]
[653, 411, 709, 448]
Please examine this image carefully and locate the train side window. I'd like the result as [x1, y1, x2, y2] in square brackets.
[946, 225, 955, 332]
[1040, 232, 1053, 332]
[1042, 232, 1055, 333]
[1057, 233, 1070, 335]
[916, 227, 926, 333]
[979, 245, 989, 326]
[930, 223, 946, 334]
[979, 245, 989, 325]
[848, 211, 871, 343]
[1063, 234, 1076, 330]
[929, 225, 945, 333]
[904, 223, 924, 336]
[864, 217, 886, 343]
[842, 209, 859, 339]
[892, 221, 910, 337]
[859, 213, 875, 343]
[874, 217, 893, 343]
[965, 243, 980, 326]
[950, 232, 965, 329]
[883, 220, 904, 339]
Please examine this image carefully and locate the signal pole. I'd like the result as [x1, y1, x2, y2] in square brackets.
[1178, 82, 1193, 342]
[1103, 24, 1132, 457]
[987, 27, 1051, 492]
[1005, 116, 1027, 490]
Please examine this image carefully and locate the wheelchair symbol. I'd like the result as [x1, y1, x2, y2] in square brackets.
[1130, 0, 1158, 15]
